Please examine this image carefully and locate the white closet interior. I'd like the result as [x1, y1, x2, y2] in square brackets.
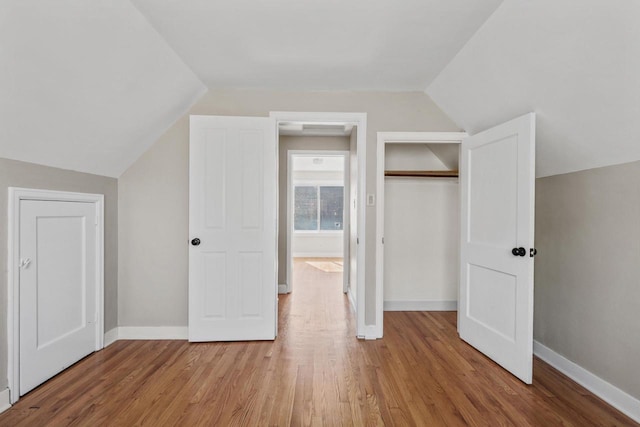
[383, 143, 460, 311]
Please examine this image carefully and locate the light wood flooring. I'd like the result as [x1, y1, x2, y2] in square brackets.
[0, 258, 636, 426]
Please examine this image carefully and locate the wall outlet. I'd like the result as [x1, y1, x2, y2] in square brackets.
[367, 193, 375, 206]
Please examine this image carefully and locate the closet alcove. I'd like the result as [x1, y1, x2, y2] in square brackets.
[382, 142, 460, 312]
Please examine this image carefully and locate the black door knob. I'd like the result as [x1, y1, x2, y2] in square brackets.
[512, 247, 526, 257]
[191, 238, 201, 246]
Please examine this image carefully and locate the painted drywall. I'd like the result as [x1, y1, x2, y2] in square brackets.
[535, 160, 640, 400]
[117, 89, 459, 327]
[1, 0, 206, 177]
[427, 0, 640, 178]
[383, 145, 459, 304]
[291, 234, 343, 258]
[131, 0, 502, 90]
[0, 157, 118, 390]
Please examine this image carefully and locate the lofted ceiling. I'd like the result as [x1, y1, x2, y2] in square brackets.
[0, 0, 206, 177]
[3, 0, 638, 179]
[130, 0, 503, 91]
[427, 0, 640, 178]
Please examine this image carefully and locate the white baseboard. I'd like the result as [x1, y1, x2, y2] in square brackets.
[534, 340, 640, 423]
[113, 327, 188, 341]
[364, 324, 381, 340]
[0, 388, 10, 414]
[104, 328, 119, 347]
[278, 284, 289, 294]
[384, 300, 457, 311]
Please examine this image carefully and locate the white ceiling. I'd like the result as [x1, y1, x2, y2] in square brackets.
[293, 155, 345, 172]
[130, 0, 503, 91]
[5, 0, 638, 179]
[427, 0, 640, 178]
[0, 0, 206, 177]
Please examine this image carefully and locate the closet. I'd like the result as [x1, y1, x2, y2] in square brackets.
[382, 142, 460, 312]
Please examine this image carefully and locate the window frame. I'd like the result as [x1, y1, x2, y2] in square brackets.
[292, 180, 345, 234]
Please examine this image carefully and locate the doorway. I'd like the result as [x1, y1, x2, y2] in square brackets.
[285, 151, 349, 303]
[8, 188, 104, 404]
[376, 114, 536, 384]
[375, 132, 466, 337]
[272, 112, 367, 337]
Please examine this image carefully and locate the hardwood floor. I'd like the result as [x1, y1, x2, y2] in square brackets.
[1, 258, 636, 426]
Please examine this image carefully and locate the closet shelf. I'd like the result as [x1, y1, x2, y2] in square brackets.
[384, 170, 459, 178]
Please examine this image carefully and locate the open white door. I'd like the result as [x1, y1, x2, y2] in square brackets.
[459, 113, 535, 384]
[189, 115, 277, 342]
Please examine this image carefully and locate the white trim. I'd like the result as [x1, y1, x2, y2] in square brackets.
[384, 300, 458, 311]
[104, 328, 119, 347]
[347, 287, 356, 312]
[364, 325, 380, 340]
[534, 340, 640, 423]
[272, 112, 367, 338]
[0, 389, 10, 414]
[7, 187, 104, 404]
[278, 284, 288, 294]
[375, 132, 466, 340]
[117, 327, 188, 340]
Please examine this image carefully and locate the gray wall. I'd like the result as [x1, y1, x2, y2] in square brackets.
[118, 88, 459, 327]
[535, 160, 640, 400]
[278, 135, 350, 286]
[0, 157, 118, 390]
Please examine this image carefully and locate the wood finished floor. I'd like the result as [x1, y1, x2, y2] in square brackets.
[1, 258, 636, 426]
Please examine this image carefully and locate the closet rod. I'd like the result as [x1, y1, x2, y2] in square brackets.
[384, 170, 459, 178]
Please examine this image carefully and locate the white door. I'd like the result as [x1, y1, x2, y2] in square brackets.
[20, 199, 98, 395]
[189, 115, 277, 341]
[459, 113, 536, 384]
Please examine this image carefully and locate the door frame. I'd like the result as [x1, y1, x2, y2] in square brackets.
[286, 150, 350, 295]
[271, 112, 367, 338]
[375, 132, 467, 338]
[7, 187, 104, 404]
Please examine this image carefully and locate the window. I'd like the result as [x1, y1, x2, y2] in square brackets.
[294, 185, 344, 231]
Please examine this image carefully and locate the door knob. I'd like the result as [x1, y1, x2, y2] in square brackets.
[191, 238, 201, 246]
[511, 247, 526, 257]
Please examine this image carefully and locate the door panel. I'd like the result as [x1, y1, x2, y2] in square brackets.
[20, 200, 97, 395]
[189, 115, 276, 342]
[459, 113, 535, 384]
[468, 135, 518, 247]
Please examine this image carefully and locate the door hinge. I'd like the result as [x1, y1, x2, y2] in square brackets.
[382, 237, 385, 244]
[357, 237, 359, 244]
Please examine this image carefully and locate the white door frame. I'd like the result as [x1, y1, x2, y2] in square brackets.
[7, 187, 104, 404]
[271, 112, 367, 338]
[286, 150, 350, 295]
[375, 132, 467, 338]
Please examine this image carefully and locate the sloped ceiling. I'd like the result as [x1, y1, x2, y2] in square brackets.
[427, 0, 640, 178]
[0, 0, 206, 177]
[9, 0, 635, 179]
[130, 0, 503, 91]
